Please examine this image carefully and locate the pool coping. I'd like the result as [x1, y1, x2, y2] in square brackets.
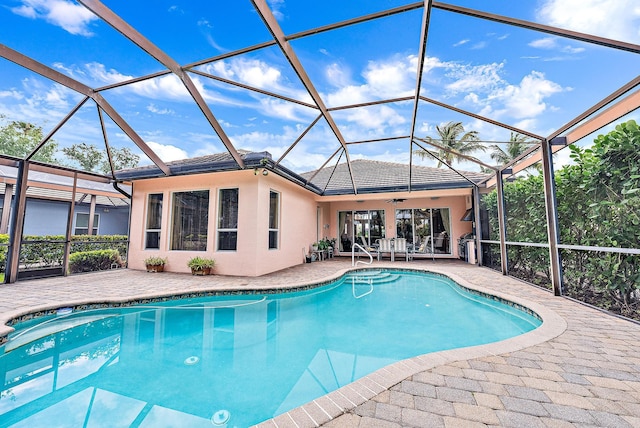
[0, 266, 566, 428]
[253, 268, 567, 428]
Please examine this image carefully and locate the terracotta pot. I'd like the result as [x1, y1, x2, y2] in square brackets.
[191, 267, 211, 275]
[146, 264, 164, 273]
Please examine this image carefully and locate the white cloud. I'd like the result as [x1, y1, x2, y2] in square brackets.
[493, 71, 564, 119]
[529, 37, 586, 54]
[228, 125, 333, 171]
[454, 39, 470, 47]
[83, 62, 242, 106]
[325, 56, 416, 107]
[202, 58, 310, 102]
[267, 0, 286, 21]
[537, 0, 640, 43]
[445, 62, 505, 93]
[325, 63, 351, 87]
[258, 98, 313, 122]
[0, 78, 80, 125]
[345, 105, 405, 131]
[362, 59, 416, 98]
[85, 62, 132, 85]
[11, 0, 98, 36]
[529, 37, 557, 49]
[0, 90, 24, 100]
[147, 104, 174, 115]
[146, 141, 188, 162]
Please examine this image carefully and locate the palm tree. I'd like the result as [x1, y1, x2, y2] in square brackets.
[488, 132, 540, 172]
[414, 121, 484, 167]
[488, 132, 534, 165]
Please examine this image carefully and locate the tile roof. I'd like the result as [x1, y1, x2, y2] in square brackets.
[116, 151, 488, 195]
[301, 159, 488, 194]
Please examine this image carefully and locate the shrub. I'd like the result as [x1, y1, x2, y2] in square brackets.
[187, 256, 216, 270]
[144, 256, 167, 266]
[69, 250, 124, 273]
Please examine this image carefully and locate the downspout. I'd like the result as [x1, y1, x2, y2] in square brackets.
[113, 181, 132, 268]
[113, 182, 131, 198]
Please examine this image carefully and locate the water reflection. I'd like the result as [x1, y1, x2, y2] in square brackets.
[0, 295, 394, 427]
[0, 276, 539, 427]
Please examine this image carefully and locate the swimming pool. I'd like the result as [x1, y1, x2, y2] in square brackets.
[0, 269, 540, 427]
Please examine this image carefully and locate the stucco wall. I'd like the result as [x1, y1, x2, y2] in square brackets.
[325, 194, 472, 258]
[128, 170, 317, 276]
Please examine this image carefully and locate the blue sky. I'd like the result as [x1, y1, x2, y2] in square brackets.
[1, 0, 639, 174]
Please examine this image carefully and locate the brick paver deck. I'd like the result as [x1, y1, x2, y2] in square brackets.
[1, 259, 639, 427]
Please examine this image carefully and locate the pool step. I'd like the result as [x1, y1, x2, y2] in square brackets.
[345, 271, 400, 285]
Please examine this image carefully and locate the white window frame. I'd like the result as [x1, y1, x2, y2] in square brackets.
[169, 189, 210, 251]
[74, 212, 99, 235]
[217, 188, 239, 251]
[145, 193, 163, 250]
[268, 190, 280, 250]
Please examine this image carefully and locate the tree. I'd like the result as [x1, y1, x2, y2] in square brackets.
[482, 120, 640, 320]
[0, 118, 58, 163]
[414, 121, 485, 167]
[62, 143, 140, 174]
[488, 132, 535, 166]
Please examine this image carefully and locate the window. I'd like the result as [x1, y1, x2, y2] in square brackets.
[218, 188, 238, 251]
[75, 213, 99, 235]
[171, 190, 209, 251]
[268, 191, 279, 249]
[145, 193, 163, 249]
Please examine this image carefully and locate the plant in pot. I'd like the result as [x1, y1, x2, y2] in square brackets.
[144, 256, 167, 273]
[187, 256, 216, 275]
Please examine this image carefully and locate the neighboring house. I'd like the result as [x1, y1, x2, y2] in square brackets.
[117, 151, 487, 277]
[0, 198, 129, 236]
[0, 162, 130, 237]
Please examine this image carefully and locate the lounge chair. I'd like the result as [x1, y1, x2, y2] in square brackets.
[356, 236, 378, 258]
[416, 238, 435, 261]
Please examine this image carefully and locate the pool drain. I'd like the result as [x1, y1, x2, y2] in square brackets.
[211, 409, 230, 426]
[184, 356, 200, 365]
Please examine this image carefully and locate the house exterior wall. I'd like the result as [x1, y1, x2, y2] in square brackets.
[323, 193, 472, 259]
[23, 199, 69, 235]
[0, 197, 130, 236]
[128, 170, 317, 277]
[73, 205, 130, 235]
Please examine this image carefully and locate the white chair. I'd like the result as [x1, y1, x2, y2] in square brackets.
[394, 238, 412, 261]
[377, 238, 393, 261]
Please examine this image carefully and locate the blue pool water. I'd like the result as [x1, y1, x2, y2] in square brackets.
[0, 270, 540, 427]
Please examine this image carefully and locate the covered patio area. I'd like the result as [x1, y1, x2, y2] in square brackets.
[0, 260, 638, 427]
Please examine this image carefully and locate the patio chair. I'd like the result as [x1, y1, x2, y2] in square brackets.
[394, 238, 412, 261]
[358, 236, 378, 258]
[377, 238, 393, 261]
[416, 238, 435, 261]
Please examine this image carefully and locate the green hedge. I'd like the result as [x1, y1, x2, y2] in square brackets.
[0, 234, 128, 271]
[69, 249, 124, 273]
[482, 120, 640, 320]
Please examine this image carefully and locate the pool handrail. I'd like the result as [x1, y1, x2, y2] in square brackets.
[352, 243, 373, 267]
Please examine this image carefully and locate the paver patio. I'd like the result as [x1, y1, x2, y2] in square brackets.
[1, 259, 639, 427]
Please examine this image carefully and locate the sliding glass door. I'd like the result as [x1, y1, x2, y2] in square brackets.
[338, 210, 385, 252]
[396, 208, 451, 255]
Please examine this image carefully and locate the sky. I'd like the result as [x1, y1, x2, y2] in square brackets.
[0, 0, 639, 174]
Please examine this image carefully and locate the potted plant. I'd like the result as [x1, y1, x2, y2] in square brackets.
[144, 256, 167, 273]
[187, 256, 216, 275]
[316, 240, 329, 251]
